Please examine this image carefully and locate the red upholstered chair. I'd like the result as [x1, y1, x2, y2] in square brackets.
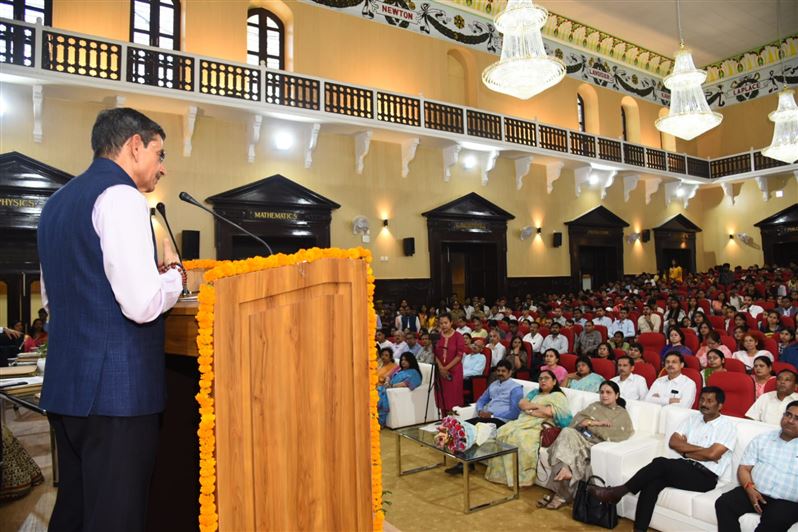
[560, 354, 578, 373]
[643, 350, 662, 370]
[467, 348, 493, 404]
[774, 361, 798, 374]
[763, 338, 779, 359]
[683, 354, 701, 371]
[745, 314, 759, 330]
[682, 368, 704, 409]
[516, 342, 533, 380]
[539, 326, 550, 338]
[708, 315, 726, 330]
[500, 339, 510, 349]
[720, 334, 738, 353]
[681, 329, 700, 354]
[707, 372, 756, 418]
[724, 358, 748, 373]
[561, 327, 575, 353]
[594, 325, 608, 342]
[519, 324, 530, 336]
[592, 358, 617, 381]
[781, 316, 795, 330]
[638, 332, 666, 354]
[498, 322, 510, 332]
[633, 362, 657, 388]
[763, 378, 777, 394]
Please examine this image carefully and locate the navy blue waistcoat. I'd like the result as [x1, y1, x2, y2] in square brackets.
[38, 158, 165, 417]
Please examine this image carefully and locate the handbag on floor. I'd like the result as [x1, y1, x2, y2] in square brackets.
[540, 421, 561, 447]
[572, 475, 618, 529]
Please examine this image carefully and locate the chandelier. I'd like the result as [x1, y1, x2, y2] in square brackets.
[762, 1, 798, 164]
[482, 0, 565, 100]
[655, 1, 722, 140]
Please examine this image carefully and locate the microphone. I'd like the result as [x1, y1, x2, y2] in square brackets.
[155, 202, 190, 297]
[179, 191, 273, 256]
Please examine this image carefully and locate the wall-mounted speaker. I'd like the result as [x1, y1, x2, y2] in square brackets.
[403, 237, 415, 256]
[552, 232, 563, 248]
[182, 230, 200, 260]
[641, 229, 651, 243]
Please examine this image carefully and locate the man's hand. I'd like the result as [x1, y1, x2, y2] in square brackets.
[3, 327, 21, 339]
[745, 486, 767, 514]
[163, 237, 179, 265]
[669, 397, 681, 404]
[478, 410, 492, 419]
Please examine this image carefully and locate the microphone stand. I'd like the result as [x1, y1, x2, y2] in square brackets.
[155, 202, 191, 297]
[179, 192, 273, 256]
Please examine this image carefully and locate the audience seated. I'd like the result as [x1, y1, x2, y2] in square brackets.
[609, 307, 636, 340]
[521, 321, 543, 353]
[462, 339, 487, 380]
[733, 333, 774, 371]
[645, 352, 697, 408]
[574, 320, 602, 356]
[715, 401, 798, 531]
[394, 331, 421, 359]
[780, 329, 798, 368]
[638, 304, 662, 333]
[612, 356, 649, 401]
[505, 336, 527, 375]
[486, 328, 506, 369]
[589, 387, 736, 532]
[377, 352, 423, 426]
[695, 330, 732, 368]
[541, 348, 568, 385]
[750, 356, 776, 399]
[702, 348, 728, 384]
[416, 332, 434, 364]
[592, 308, 613, 329]
[567, 357, 604, 393]
[659, 328, 693, 363]
[746, 369, 798, 425]
[538, 380, 633, 510]
[540, 322, 568, 355]
[484, 370, 572, 488]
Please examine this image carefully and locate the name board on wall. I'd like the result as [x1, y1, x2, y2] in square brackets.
[0, 196, 40, 208]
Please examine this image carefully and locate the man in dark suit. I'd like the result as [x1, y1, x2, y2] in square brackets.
[38, 108, 184, 531]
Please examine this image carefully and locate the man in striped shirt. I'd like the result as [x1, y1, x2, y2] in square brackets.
[715, 400, 798, 531]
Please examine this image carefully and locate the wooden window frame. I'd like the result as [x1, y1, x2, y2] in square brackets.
[246, 7, 285, 70]
[129, 0, 180, 50]
[0, 0, 52, 25]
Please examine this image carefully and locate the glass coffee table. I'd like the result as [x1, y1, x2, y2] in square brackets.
[395, 424, 519, 513]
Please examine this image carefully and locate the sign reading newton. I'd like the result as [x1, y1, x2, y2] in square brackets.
[0, 197, 38, 208]
[377, 1, 418, 23]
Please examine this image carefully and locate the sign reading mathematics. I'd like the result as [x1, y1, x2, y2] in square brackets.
[302, 0, 797, 109]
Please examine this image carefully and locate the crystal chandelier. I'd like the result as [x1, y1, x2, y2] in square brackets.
[655, 1, 722, 140]
[762, 1, 798, 164]
[482, 0, 565, 100]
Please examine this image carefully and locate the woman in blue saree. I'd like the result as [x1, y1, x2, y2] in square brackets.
[377, 352, 423, 426]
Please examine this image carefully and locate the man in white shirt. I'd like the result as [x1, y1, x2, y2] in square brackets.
[592, 308, 613, 329]
[572, 308, 587, 328]
[609, 307, 636, 340]
[637, 304, 662, 334]
[612, 356, 649, 401]
[487, 329, 506, 368]
[746, 369, 798, 425]
[551, 307, 567, 327]
[376, 331, 395, 353]
[455, 317, 472, 336]
[522, 321, 544, 353]
[591, 387, 736, 532]
[394, 332, 422, 360]
[728, 289, 743, 310]
[645, 352, 697, 408]
[541, 322, 569, 354]
[462, 339, 487, 379]
[741, 295, 765, 318]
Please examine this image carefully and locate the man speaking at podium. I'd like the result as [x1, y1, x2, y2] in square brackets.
[38, 108, 184, 531]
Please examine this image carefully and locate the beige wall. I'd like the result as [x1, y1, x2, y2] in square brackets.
[696, 93, 780, 158]
[4, 82, 792, 281]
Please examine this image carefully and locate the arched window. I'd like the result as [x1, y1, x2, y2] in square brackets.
[621, 106, 628, 141]
[577, 94, 586, 132]
[247, 8, 284, 69]
[130, 0, 180, 50]
[0, 0, 51, 24]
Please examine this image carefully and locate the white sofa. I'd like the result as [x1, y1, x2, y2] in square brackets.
[385, 362, 440, 428]
[454, 379, 797, 531]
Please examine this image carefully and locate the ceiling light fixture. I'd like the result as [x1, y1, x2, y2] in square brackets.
[482, 0, 565, 100]
[763, 0, 798, 164]
[655, 0, 722, 140]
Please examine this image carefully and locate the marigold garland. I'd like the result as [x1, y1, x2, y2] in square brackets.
[189, 248, 382, 532]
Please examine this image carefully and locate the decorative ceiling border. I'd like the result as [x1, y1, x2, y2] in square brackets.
[704, 36, 798, 82]
[447, 0, 672, 75]
[301, 0, 796, 109]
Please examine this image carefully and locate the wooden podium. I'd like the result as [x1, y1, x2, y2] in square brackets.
[210, 257, 374, 531]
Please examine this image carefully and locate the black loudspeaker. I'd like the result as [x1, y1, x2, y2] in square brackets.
[403, 237, 415, 256]
[641, 229, 651, 243]
[552, 232, 562, 248]
[182, 230, 200, 260]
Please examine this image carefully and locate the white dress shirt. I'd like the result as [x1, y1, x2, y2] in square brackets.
[745, 391, 798, 425]
[522, 332, 543, 352]
[637, 314, 662, 333]
[645, 373, 696, 408]
[609, 318, 635, 338]
[611, 373, 649, 401]
[541, 333, 569, 354]
[732, 349, 773, 370]
[745, 304, 765, 318]
[456, 326, 472, 335]
[41, 185, 182, 323]
[488, 342, 506, 368]
[675, 414, 737, 477]
[593, 316, 613, 329]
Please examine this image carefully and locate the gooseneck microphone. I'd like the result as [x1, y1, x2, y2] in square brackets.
[155, 202, 183, 264]
[179, 191, 274, 256]
[155, 202, 190, 296]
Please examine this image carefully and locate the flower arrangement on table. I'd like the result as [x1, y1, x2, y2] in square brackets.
[185, 248, 383, 532]
[434, 416, 477, 453]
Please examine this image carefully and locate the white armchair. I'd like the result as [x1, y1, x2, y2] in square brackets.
[384, 363, 439, 429]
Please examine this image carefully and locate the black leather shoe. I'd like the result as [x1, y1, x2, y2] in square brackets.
[587, 484, 628, 505]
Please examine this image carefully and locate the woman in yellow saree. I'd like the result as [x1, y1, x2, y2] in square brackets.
[485, 370, 572, 487]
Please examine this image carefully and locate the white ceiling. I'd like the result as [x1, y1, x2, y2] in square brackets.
[541, 0, 798, 67]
